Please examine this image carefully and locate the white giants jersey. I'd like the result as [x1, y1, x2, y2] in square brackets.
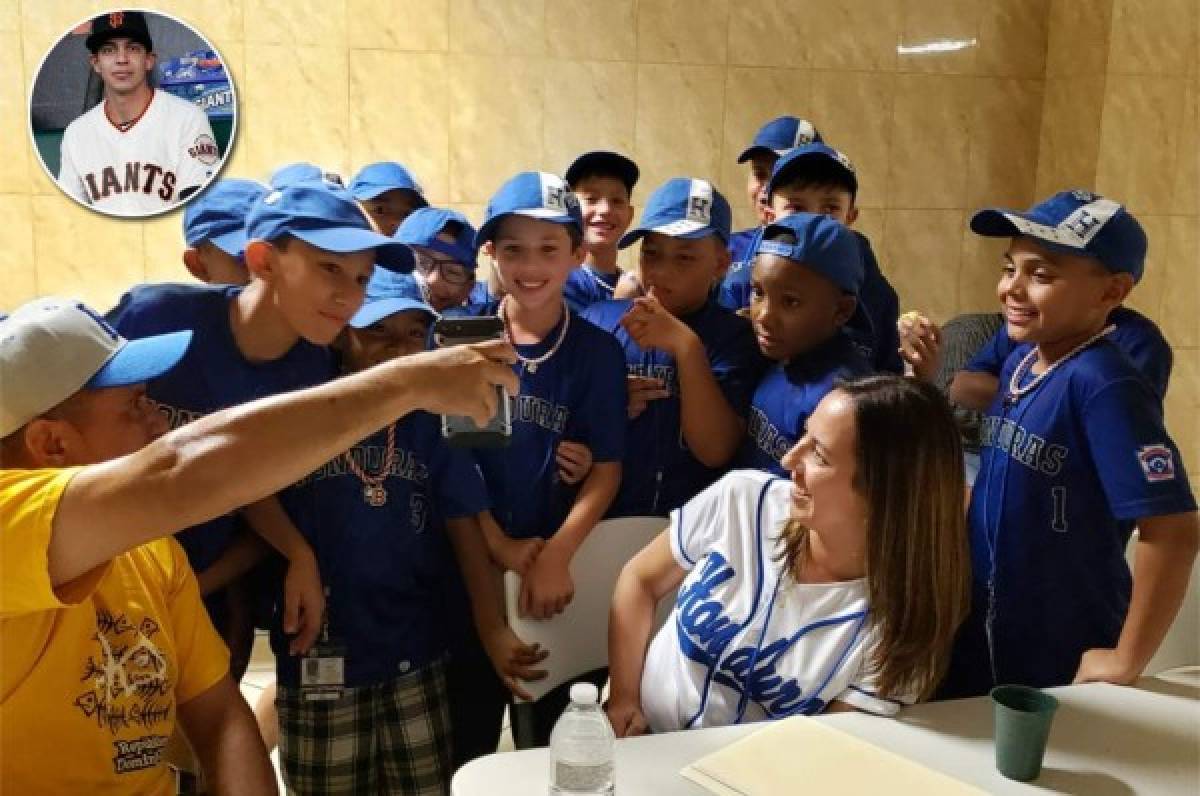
[57, 89, 219, 216]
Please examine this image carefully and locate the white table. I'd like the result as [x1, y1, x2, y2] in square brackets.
[453, 671, 1200, 795]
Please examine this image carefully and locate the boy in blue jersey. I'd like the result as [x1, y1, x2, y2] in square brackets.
[761, 143, 902, 373]
[107, 180, 415, 662]
[738, 212, 872, 476]
[562, 151, 639, 312]
[348, 160, 427, 236]
[272, 274, 543, 794]
[471, 171, 628, 746]
[181, 177, 267, 286]
[937, 190, 1199, 698]
[583, 178, 766, 517]
[722, 115, 823, 303]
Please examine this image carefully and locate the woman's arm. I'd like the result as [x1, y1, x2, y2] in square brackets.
[606, 529, 687, 737]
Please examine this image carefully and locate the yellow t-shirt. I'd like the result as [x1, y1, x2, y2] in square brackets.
[1, 468, 230, 795]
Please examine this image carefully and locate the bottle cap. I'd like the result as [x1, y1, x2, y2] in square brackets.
[569, 683, 599, 705]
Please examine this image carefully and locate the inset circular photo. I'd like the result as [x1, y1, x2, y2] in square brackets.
[29, 9, 237, 218]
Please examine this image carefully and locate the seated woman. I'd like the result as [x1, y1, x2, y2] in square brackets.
[606, 375, 971, 735]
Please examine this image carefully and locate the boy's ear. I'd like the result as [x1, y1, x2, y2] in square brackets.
[1103, 272, 1135, 307]
[89, 54, 100, 75]
[713, 239, 733, 280]
[243, 239, 277, 282]
[834, 294, 858, 327]
[181, 248, 209, 282]
[845, 205, 859, 225]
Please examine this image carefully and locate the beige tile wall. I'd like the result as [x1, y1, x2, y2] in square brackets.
[0, 0, 1194, 479]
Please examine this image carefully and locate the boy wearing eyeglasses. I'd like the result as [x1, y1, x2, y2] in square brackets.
[394, 207, 481, 313]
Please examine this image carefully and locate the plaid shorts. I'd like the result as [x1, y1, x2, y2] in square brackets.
[278, 659, 452, 795]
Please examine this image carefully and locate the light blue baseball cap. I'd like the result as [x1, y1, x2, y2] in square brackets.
[619, 178, 732, 249]
[971, 190, 1148, 283]
[756, 212, 863, 295]
[476, 171, 583, 246]
[349, 162, 427, 203]
[246, 183, 415, 272]
[395, 207, 478, 269]
[269, 162, 344, 190]
[349, 268, 437, 328]
[183, 178, 268, 258]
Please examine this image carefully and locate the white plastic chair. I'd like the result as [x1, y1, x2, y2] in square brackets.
[1126, 530, 1200, 674]
[503, 515, 672, 702]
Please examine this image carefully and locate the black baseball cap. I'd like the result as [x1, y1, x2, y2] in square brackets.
[86, 10, 153, 53]
[564, 151, 640, 194]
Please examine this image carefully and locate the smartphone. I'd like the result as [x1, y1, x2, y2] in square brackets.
[433, 316, 512, 448]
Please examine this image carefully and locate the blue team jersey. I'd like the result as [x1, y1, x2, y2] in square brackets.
[942, 338, 1196, 697]
[964, 306, 1172, 401]
[563, 266, 619, 313]
[739, 333, 873, 476]
[107, 283, 337, 574]
[583, 298, 767, 517]
[719, 228, 901, 374]
[472, 305, 628, 539]
[273, 412, 489, 687]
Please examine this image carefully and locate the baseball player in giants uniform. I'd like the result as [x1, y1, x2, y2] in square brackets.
[56, 10, 219, 216]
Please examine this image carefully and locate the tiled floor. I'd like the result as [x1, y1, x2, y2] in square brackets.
[239, 633, 515, 792]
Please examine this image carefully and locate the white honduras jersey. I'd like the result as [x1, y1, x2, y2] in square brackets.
[57, 89, 218, 216]
[642, 470, 913, 732]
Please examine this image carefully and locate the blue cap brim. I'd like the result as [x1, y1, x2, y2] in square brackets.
[619, 223, 722, 249]
[292, 228, 416, 273]
[349, 298, 437, 329]
[475, 211, 580, 247]
[424, 239, 478, 269]
[970, 207, 1103, 261]
[86, 330, 192, 389]
[351, 185, 428, 204]
[736, 145, 780, 164]
[208, 229, 248, 259]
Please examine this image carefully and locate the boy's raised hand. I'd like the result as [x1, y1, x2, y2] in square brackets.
[519, 543, 575, 620]
[626, 375, 670, 419]
[481, 625, 549, 702]
[897, 311, 942, 383]
[556, 440, 594, 485]
[621, 295, 696, 356]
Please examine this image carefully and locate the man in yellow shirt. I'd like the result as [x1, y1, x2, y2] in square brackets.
[0, 297, 517, 794]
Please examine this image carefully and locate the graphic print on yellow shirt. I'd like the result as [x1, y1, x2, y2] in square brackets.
[1, 468, 229, 794]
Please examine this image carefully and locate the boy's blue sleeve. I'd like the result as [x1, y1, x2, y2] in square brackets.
[964, 325, 1015, 375]
[105, 286, 147, 336]
[570, 331, 627, 463]
[709, 318, 767, 417]
[1118, 327, 1173, 402]
[1081, 378, 1197, 521]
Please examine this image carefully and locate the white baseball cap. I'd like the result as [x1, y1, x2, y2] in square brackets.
[0, 297, 192, 437]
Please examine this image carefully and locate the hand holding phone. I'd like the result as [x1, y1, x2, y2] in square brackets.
[434, 316, 512, 448]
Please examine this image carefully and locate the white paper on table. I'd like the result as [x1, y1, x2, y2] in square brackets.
[680, 716, 986, 796]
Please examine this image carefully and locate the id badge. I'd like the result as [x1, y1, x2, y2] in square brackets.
[301, 641, 346, 702]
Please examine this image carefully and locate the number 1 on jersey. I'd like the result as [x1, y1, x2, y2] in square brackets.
[1051, 486, 1068, 533]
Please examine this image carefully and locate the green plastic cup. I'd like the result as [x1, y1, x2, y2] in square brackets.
[991, 685, 1059, 782]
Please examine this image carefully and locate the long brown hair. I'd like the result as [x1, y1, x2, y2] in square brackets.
[778, 375, 971, 702]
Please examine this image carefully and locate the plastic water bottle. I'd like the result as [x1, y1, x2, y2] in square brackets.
[548, 683, 615, 795]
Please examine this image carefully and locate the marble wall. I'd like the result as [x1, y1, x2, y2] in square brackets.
[0, 1, 1194, 481]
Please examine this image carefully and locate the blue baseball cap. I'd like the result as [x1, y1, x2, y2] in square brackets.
[756, 213, 863, 295]
[349, 161, 427, 203]
[246, 183, 415, 272]
[564, 151, 640, 192]
[737, 116, 823, 163]
[766, 143, 858, 198]
[619, 178, 732, 249]
[970, 190, 1148, 283]
[349, 268, 438, 329]
[395, 207, 478, 269]
[183, 178, 268, 258]
[476, 172, 583, 246]
[269, 162, 344, 190]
